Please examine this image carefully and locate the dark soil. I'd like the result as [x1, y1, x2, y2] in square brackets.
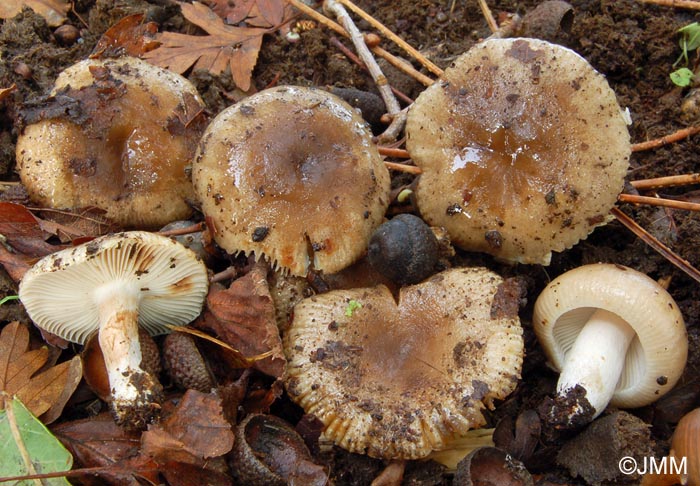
[1, 0, 700, 485]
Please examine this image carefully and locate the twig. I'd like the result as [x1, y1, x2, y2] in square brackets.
[618, 193, 700, 211]
[328, 37, 415, 104]
[210, 265, 239, 283]
[637, 0, 700, 9]
[630, 173, 700, 190]
[477, 0, 499, 33]
[631, 125, 700, 151]
[323, 0, 404, 142]
[378, 147, 410, 158]
[157, 221, 205, 237]
[287, 0, 435, 86]
[384, 161, 422, 174]
[611, 207, 700, 284]
[336, 0, 443, 76]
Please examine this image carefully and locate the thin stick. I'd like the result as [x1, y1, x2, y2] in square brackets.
[336, 0, 443, 76]
[630, 173, 700, 190]
[637, 0, 700, 9]
[324, 0, 404, 142]
[157, 221, 205, 237]
[611, 207, 700, 284]
[618, 193, 700, 211]
[378, 147, 410, 158]
[477, 0, 499, 33]
[631, 125, 700, 152]
[287, 0, 435, 86]
[384, 161, 422, 174]
[329, 37, 415, 104]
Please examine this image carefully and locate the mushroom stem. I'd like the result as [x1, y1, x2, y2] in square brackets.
[95, 283, 162, 427]
[556, 308, 635, 420]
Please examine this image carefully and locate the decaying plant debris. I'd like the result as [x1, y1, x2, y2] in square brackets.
[1, 0, 700, 485]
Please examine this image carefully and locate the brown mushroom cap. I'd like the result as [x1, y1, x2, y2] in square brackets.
[283, 267, 524, 459]
[406, 38, 631, 264]
[16, 56, 207, 229]
[192, 86, 391, 276]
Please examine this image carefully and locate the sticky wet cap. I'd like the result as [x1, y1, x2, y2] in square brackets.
[193, 86, 391, 276]
[283, 267, 524, 459]
[19, 231, 209, 344]
[16, 56, 206, 228]
[406, 38, 631, 264]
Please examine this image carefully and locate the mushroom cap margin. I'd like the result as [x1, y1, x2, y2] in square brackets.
[406, 38, 631, 264]
[19, 231, 209, 344]
[283, 267, 524, 459]
[192, 85, 391, 276]
[532, 263, 688, 409]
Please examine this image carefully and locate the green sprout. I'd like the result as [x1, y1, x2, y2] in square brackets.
[0, 295, 19, 306]
[345, 299, 362, 317]
[671, 67, 694, 87]
[671, 22, 700, 87]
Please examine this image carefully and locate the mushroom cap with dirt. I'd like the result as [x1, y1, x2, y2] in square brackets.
[405, 38, 631, 265]
[283, 267, 524, 459]
[533, 263, 687, 428]
[192, 85, 391, 277]
[18, 231, 209, 428]
[16, 56, 207, 229]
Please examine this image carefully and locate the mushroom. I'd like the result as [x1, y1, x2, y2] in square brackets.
[283, 267, 524, 459]
[533, 263, 687, 428]
[192, 85, 391, 276]
[405, 38, 631, 264]
[19, 231, 209, 427]
[16, 56, 207, 229]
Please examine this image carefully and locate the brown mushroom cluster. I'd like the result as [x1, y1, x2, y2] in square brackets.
[406, 38, 631, 264]
[283, 267, 524, 459]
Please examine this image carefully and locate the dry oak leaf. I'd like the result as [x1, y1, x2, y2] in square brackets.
[207, 0, 293, 29]
[0, 0, 69, 26]
[141, 390, 234, 465]
[0, 321, 82, 422]
[144, 1, 268, 92]
[91, 13, 160, 59]
[195, 262, 287, 378]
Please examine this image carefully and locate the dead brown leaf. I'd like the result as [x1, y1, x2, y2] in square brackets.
[207, 0, 293, 29]
[0, 84, 17, 103]
[91, 13, 160, 59]
[144, 1, 268, 92]
[0, 0, 70, 27]
[31, 207, 118, 244]
[141, 390, 234, 465]
[195, 262, 287, 378]
[53, 413, 162, 486]
[0, 202, 57, 257]
[0, 321, 82, 421]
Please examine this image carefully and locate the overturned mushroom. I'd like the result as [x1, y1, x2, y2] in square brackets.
[283, 267, 524, 459]
[19, 232, 209, 428]
[405, 38, 630, 264]
[534, 264, 687, 428]
[192, 86, 391, 276]
[16, 56, 207, 228]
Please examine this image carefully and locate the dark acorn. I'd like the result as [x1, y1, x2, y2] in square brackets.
[367, 213, 439, 285]
[230, 414, 329, 486]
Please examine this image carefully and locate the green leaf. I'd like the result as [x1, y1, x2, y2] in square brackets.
[670, 67, 694, 87]
[0, 393, 72, 485]
[344, 299, 362, 317]
[679, 22, 700, 52]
